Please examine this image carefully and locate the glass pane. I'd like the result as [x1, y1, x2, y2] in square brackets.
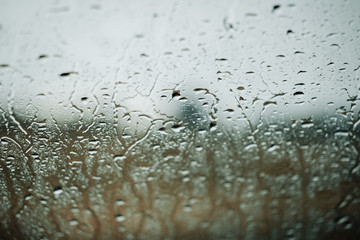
[0, 0, 359, 239]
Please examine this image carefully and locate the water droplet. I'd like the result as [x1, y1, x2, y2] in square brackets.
[172, 90, 181, 98]
[171, 124, 185, 133]
[272, 4, 281, 13]
[116, 199, 125, 206]
[53, 186, 63, 195]
[59, 72, 77, 77]
[293, 91, 304, 96]
[183, 205, 192, 212]
[69, 219, 79, 226]
[115, 214, 125, 222]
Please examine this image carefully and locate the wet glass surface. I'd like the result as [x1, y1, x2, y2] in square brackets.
[0, 0, 360, 239]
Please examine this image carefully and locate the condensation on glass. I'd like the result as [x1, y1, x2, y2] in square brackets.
[0, 0, 360, 239]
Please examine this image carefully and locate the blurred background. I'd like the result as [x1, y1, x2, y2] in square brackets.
[0, 0, 360, 239]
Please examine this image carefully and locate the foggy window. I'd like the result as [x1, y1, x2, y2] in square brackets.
[0, 0, 359, 239]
